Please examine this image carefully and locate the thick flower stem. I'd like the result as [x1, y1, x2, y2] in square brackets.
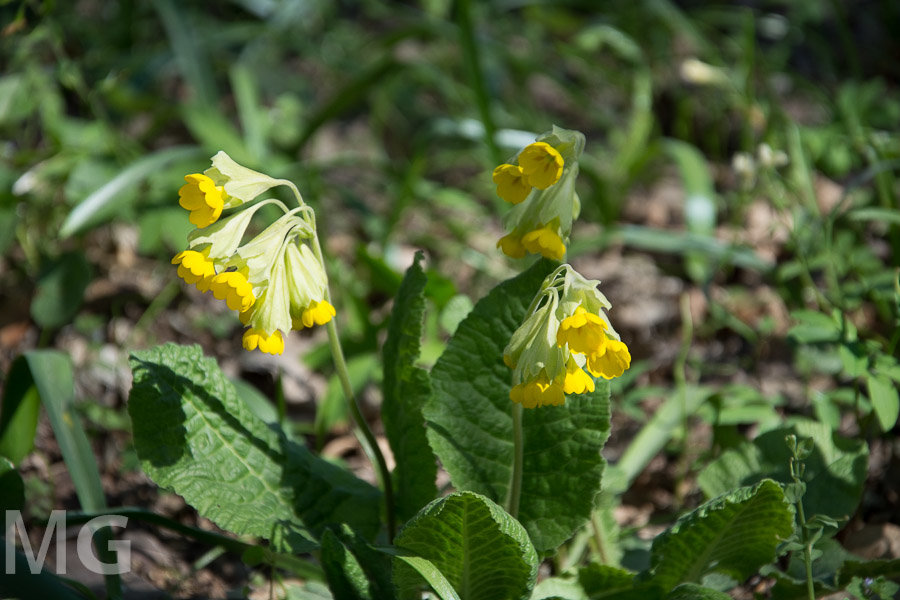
[311, 236, 397, 541]
[507, 402, 524, 518]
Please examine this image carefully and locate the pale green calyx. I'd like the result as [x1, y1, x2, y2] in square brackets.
[204, 151, 295, 207]
[241, 243, 292, 336]
[228, 211, 310, 285]
[285, 243, 328, 315]
[187, 199, 283, 261]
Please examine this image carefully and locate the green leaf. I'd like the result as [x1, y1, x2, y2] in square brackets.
[387, 550, 461, 600]
[866, 373, 900, 432]
[645, 480, 794, 589]
[0, 357, 41, 463]
[30, 252, 92, 329]
[665, 583, 732, 600]
[837, 558, 900, 586]
[382, 251, 437, 522]
[663, 140, 717, 283]
[697, 419, 868, 523]
[320, 525, 394, 599]
[321, 529, 368, 599]
[59, 145, 202, 237]
[530, 575, 587, 600]
[0, 546, 95, 600]
[787, 310, 841, 344]
[425, 260, 611, 554]
[0, 456, 24, 512]
[579, 564, 662, 600]
[394, 491, 537, 600]
[128, 343, 381, 549]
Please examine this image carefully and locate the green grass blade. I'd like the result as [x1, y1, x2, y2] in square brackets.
[24, 350, 123, 599]
[663, 140, 718, 283]
[59, 145, 203, 237]
[230, 62, 267, 160]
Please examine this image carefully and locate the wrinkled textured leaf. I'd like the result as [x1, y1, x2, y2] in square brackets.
[645, 480, 794, 589]
[129, 343, 381, 549]
[425, 259, 610, 554]
[698, 419, 868, 523]
[394, 491, 537, 600]
[382, 251, 437, 521]
[321, 525, 394, 600]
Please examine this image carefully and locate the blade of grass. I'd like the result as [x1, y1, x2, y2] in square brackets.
[455, 0, 501, 166]
[24, 351, 122, 600]
[569, 225, 773, 273]
[664, 139, 718, 284]
[230, 62, 267, 161]
[60, 145, 203, 237]
[154, 0, 217, 108]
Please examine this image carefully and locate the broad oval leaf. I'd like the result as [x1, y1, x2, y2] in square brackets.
[394, 491, 537, 600]
[425, 259, 611, 554]
[645, 479, 794, 589]
[128, 343, 381, 549]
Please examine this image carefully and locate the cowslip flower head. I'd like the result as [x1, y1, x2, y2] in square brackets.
[503, 264, 629, 408]
[495, 126, 585, 260]
[173, 154, 336, 355]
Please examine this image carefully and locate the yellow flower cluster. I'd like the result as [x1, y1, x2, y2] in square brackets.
[494, 127, 585, 261]
[503, 265, 630, 409]
[172, 152, 335, 355]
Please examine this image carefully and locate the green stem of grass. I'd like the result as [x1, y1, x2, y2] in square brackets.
[311, 234, 397, 542]
[456, 0, 501, 166]
[507, 402, 524, 518]
[795, 498, 816, 600]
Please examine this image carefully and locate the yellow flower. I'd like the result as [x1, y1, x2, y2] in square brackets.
[497, 233, 527, 259]
[209, 271, 255, 312]
[503, 264, 630, 408]
[171, 250, 216, 292]
[521, 225, 566, 261]
[562, 358, 595, 395]
[556, 306, 608, 355]
[179, 174, 226, 228]
[495, 127, 584, 260]
[174, 153, 336, 356]
[492, 164, 531, 204]
[510, 375, 564, 409]
[299, 299, 336, 328]
[518, 142, 564, 189]
[586, 340, 631, 380]
[242, 328, 285, 355]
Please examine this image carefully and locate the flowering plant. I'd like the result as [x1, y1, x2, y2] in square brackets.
[119, 131, 861, 599]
